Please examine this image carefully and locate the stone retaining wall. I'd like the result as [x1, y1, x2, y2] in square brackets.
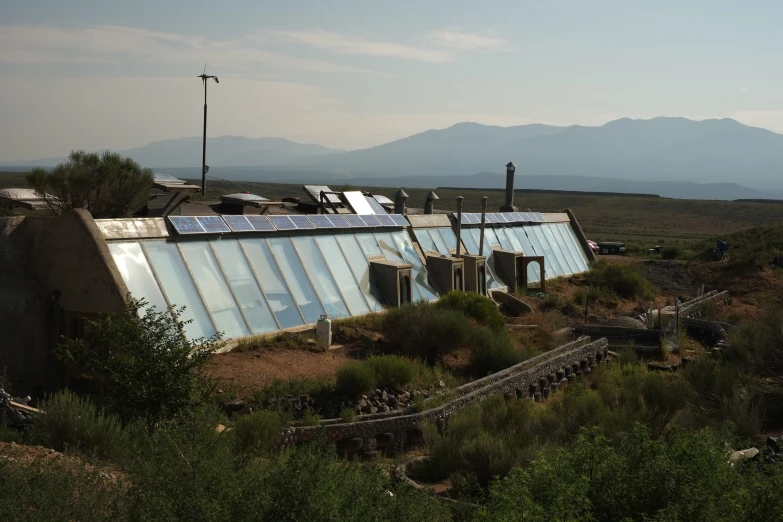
[282, 337, 609, 455]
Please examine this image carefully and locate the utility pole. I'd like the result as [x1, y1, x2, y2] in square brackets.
[198, 70, 219, 196]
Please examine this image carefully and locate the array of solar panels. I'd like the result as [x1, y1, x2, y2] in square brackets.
[453, 211, 546, 226]
[168, 214, 409, 235]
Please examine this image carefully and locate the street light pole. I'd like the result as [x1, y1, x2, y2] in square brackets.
[198, 73, 219, 196]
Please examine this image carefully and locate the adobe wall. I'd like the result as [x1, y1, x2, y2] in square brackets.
[0, 211, 127, 393]
[282, 337, 609, 452]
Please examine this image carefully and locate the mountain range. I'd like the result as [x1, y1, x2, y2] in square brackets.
[6, 117, 783, 200]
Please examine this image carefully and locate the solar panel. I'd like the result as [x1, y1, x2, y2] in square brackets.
[289, 215, 316, 229]
[246, 215, 275, 231]
[496, 213, 509, 223]
[465, 213, 480, 225]
[196, 216, 230, 233]
[389, 214, 409, 227]
[269, 215, 296, 230]
[373, 194, 393, 205]
[533, 212, 545, 223]
[485, 213, 499, 224]
[365, 196, 388, 215]
[223, 215, 254, 232]
[359, 214, 381, 227]
[512, 212, 524, 222]
[375, 214, 396, 227]
[309, 215, 336, 228]
[326, 215, 349, 228]
[303, 185, 341, 205]
[169, 216, 205, 234]
[344, 192, 375, 214]
[344, 214, 367, 227]
[517, 212, 530, 222]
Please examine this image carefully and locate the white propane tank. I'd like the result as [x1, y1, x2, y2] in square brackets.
[316, 314, 332, 347]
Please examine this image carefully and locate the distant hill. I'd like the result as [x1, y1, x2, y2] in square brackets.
[5, 136, 341, 168]
[8, 117, 783, 197]
[292, 117, 783, 191]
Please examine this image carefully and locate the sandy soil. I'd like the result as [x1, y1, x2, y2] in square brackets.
[205, 348, 352, 398]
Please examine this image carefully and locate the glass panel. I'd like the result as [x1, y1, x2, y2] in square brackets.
[212, 240, 279, 334]
[502, 228, 524, 252]
[558, 223, 590, 272]
[415, 229, 438, 254]
[391, 230, 438, 301]
[108, 242, 168, 313]
[511, 228, 540, 283]
[461, 229, 479, 255]
[144, 241, 216, 341]
[374, 231, 422, 301]
[179, 242, 250, 340]
[335, 234, 384, 312]
[438, 227, 458, 252]
[315, 236, 371, 316]
[548, 224, 579, 275]
[429, 228, 450, 255]
[541, 224, 573, 276]
[291, 236, 350, 319]
[493, 228, 514, 251]
[529, 226, 564, 278]
[266, 237, 326, 324]
[356, 232, 383, 257]
[241, 239, 305, 329]
[484, 228, 501, 247]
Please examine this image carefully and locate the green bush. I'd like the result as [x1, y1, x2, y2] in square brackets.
[55, 297, 221, 429]
[661, 245, 681, 260]
[381, 302, 473, 363]
[586, 260, 654, 299]
[29, 390, 127, 462]
[336, 362, 377, 396]
[470, 328, 522, 376]
[364, 355, 418, 389]
[435, 291, 505, 333]
[232, 410, 284, 457]
[26, 150, 154, 218]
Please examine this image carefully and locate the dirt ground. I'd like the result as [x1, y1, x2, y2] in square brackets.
[205, 348, 352, 398]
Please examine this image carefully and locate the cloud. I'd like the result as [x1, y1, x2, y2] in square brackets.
[267, 29, 509, 62]
[427, 31, 507, 51]
[0, 25, 382, 75]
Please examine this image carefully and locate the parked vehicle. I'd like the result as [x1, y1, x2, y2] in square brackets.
[586, 240, 599, 254]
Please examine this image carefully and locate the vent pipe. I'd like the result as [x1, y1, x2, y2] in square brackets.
[394, 188, 409, 215]
[424, 191, 439, 214]
[479, 196, 489, 256]
[455, 196, 464, 258]
[500, 161, 517, 212]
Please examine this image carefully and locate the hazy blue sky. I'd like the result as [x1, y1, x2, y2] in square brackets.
[2, 1, 781, 161]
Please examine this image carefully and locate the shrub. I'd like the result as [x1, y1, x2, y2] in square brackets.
[435, 291, 505, 333]
[586, 260, 654, 299]
[470, 328, 522, 376]
[28, 390, 127, 462]
[661, 245, 681, 260]
[55, 297, 221, 429]
[26, 150, 154, 218]
[364, 355, 418, 389]
[232, 410, 284, 457]
[381, 302, 472, 363]
[336, 362, 377, 396]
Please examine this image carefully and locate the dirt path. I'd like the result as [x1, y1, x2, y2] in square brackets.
[205, 348, 352, 398]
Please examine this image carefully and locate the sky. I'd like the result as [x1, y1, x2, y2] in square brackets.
[1, 0, 782, 162]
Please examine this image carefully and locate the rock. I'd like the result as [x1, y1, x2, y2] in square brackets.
[437, 380, 446, 388]
[361, 395, 368, 400]
[224, 399, 246, 411]
[767, 436, 780, 449]
[381, 405, 390, 412]
[370, 406, 378, 414]
[375, 389, 383, 397]
[358, 399, 368, 409]
[400, 391, 410, 402]
[387, 396, 398, 407]
[382, 391, 388, 402]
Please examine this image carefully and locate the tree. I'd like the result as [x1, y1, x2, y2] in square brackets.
[26, 150, 154, 218]
[55, 297, 222, 429]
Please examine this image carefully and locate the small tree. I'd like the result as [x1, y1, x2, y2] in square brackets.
[55, 297, 221, 429]
[26, 150, 154, 218]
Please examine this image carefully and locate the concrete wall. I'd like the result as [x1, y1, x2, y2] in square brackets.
[0, 210, 127, 393]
